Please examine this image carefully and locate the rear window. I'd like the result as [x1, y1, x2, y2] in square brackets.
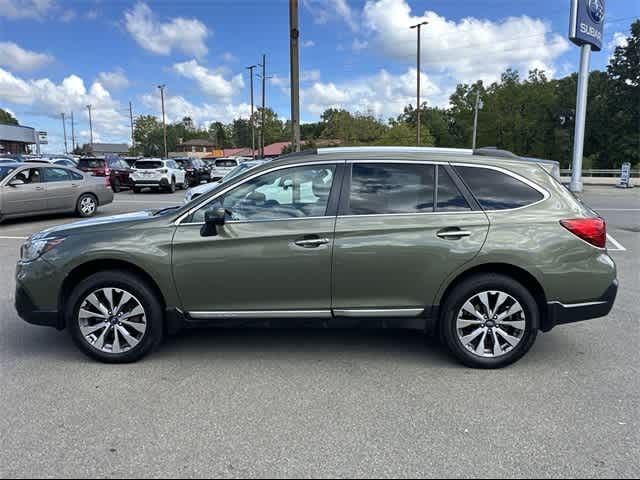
[455, 166, 544, 210]
[174, 159, 191, 167]
[135, 161, 163, 169]
[216, 159, 238, 167]
[77, 159, 105, 169]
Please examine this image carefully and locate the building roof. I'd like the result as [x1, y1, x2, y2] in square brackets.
[91, 143, 129, 154]
[180, 139, 216, 147]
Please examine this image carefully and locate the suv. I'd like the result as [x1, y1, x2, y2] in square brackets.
[15, 147, 617, 367]
[77, 157, 132, 193]
[173, 157, 210, 186]
[209, 157, 241, 181]
[130, 159, 186, 193]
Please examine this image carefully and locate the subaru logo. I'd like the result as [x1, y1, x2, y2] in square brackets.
[587, 0, 605, 24]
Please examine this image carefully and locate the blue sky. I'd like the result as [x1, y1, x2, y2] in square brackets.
[0, 0, 637, 153]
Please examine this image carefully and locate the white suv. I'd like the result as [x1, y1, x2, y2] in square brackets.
[210, 157, 243, 181]
[131, 159, 186, 193]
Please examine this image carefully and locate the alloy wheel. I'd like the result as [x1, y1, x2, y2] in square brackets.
[455, 290, 526, 358]
[77, 288, 147, 354]
[80, 196, 96, 216]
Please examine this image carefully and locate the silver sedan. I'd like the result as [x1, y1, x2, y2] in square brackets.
[0, 162, 113, 222]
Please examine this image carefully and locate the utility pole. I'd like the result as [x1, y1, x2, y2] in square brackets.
[86, 104, 94, 149]
[158, 84, 168, 158]
[129, 101, 135, 150]
[246, 65, 257, 159]
[410, 20, 428, 146]
[472, 89, 482, 150]
[61, 113, 68, 154]
[260, 54, 267, 158]
[70, 112, 76, 152]
[289, 0, 301, 152]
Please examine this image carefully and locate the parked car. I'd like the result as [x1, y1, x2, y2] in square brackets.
[173, 157, 210, 186]
[15, 147, 617, 367]
[209, 157, 242, 181]
[130, 158, 186, 193]
[0, 162, 113, 222]
[28, 156, 78, 168]
[121, 157, 142, 168]
[76, 157, 133, 193]
[184, 159, 269, 203]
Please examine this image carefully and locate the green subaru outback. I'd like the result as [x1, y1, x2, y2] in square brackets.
[15, 147, 618, 368]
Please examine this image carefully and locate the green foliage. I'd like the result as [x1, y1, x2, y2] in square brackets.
[0, 108, 19, 125]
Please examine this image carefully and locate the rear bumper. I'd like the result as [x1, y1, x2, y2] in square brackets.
[544, 280, 618, 331]
[132, 178, 170, 187]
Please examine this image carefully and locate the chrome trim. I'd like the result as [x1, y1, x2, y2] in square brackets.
[333, 308, 424, 318]
[294, 237, 330, 247]
[437, 230, 472, 238]
[318, 147, 473, 156]
[189, 310, 332, 320]
[450, 162, 551, 211]
[548, 300, 608, 309]
[177, 216, 334, 227]
[337, 210, 484, 220]
[174, 160, 343, 226]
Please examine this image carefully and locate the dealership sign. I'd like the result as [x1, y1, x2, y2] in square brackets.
[569, 0, 605, 51]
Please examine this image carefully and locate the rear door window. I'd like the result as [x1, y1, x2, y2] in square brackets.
[346, 163, 435, 215]
[437, 167, 471, 212]
[44, 167, 71, 182]
[454, 166, 544, 210]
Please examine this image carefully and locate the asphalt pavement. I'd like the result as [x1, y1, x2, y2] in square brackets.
[0, 186, 638, 478]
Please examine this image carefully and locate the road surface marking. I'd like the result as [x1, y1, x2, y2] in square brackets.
[607, 234, 627, 252]
[0, 236, 27, 240]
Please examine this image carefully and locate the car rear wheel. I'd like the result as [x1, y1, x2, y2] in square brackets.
[168, 177, 176, 193]
[66, 271, 164, 363]
[133, 187, 142, 193]
[76, 194, 97, 218]
[440, 274, 539, 369]
[112, 178, 121, 193]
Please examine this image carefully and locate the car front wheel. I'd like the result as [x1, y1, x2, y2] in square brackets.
[440, 273, 539, 369]
[66, 271, 164, 363]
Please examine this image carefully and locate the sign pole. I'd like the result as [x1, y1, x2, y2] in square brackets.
[570, 44, 592, 193]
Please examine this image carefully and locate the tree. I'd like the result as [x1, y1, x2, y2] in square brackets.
[231, 118, 251, 148]
[209, 122, 232, 148]
[133, 115, 164, 157]
[0, 108, 18, 125]
[255, 108, 287, 146]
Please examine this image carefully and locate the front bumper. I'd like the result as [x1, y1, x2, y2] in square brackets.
[15, 284, 60, 329]
[544, 279, 618, 332]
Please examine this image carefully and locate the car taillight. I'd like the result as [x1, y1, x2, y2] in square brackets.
[105, 175, 111, 187]
[560, 218, 606, 248]
[187, 168, 194, 172]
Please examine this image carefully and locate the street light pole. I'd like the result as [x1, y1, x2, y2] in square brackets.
[472, 89, 481, 150]
[289, 0, 301, 152]
[260, 54, 267, 158]
[70, 111, 76, 152]
[86, 104, 94, 149]
[61, 113, 68, 154]
[246, 65, 257, 159]
[129, 101, 135, 150]
[158, 84, 168, 158]
[410, 20, 428, 146]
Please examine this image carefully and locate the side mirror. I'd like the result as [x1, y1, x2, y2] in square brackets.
[8, 179, 25, 187]
[201, 207, 227, 237]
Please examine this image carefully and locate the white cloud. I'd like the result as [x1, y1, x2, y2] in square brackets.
[302, 67, 443, 118]
[362, 0, 570, 83]
[302, 69, 321, 82]
[86, 9, 98, 20]
[97, 69, 130, 90]
[124, 2, 209, 58]
[0, 68, 130, 143]
[303, 0, 358, 32]
[303, 40, 316, 48]
[352, 39, 368, 51]
[60, 8, 76, 22]
[173, 60, 244, 100]
[0, 42, 54, 71]
[0, 0, 55, 20]
[141, 92, 250, 126]
[221, 52, 237, 62]
[608, 32, 628, 51]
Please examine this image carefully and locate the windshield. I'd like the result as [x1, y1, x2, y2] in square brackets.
[135, 161, 163, 169]
[216, 159, 237, 167]
[0, 166, 18, 181]
[221, 163, 258, 183]
[174, 159, 191, 167]
[78, 159, 105, 169]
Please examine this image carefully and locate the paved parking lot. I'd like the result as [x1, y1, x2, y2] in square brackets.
[1, 187, 638, 478]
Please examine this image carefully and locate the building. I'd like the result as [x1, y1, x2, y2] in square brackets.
[175, 139, 220, 155]
[91, 143, 130, 156]
[0, 124, 37, 154]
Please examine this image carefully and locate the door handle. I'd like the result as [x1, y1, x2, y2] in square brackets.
[437, 228, 472, 239]
[294, 237, 330, 248]
[35, 186, 44, 191]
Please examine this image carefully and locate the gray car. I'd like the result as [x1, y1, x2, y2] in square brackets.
[0, 162, 114, 222]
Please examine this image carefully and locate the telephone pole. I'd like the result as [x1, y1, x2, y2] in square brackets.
[290, 0, 301, 152]
[410, 20, 428, 146]
[70, 112, 76, 152]
[260, 54, 267, 158]
[246, 65, 257, 159]
[129, 101, 135, 149]
[158, 84, 168, 158]
[61, 113, 68, 154]
[472, 89, 481, 150]
[86, 104, 94, 149]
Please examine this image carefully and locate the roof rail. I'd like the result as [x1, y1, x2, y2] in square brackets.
[473, 147, 520, 159]
[317, 146, 473, 155]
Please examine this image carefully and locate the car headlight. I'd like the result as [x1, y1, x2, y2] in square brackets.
[20, 237, 66, 262]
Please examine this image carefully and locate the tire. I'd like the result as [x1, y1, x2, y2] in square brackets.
[112, 178, 121, 193]
[440, 273, 539, 369]
[66, 271, 164, 363]
[168, 177, 176, 193]
[76, 193, 98, 218]
[133, 187, 142, 194]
